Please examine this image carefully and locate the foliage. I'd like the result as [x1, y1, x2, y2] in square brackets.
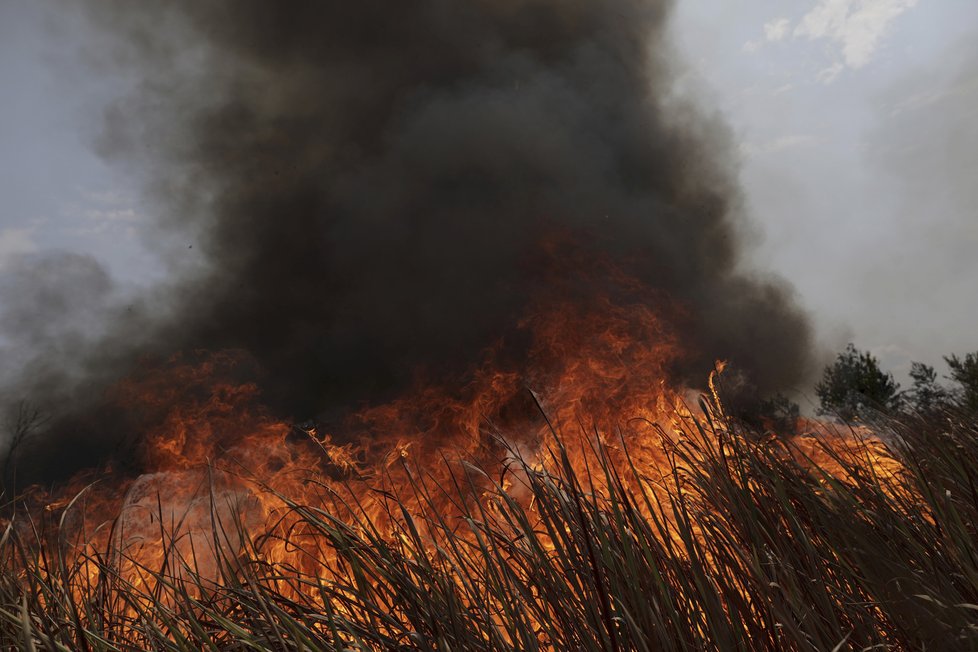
[0, 402, 46, 496]
[708, 364, 802, 434]
[814, 345, 978, 419]
[815, 343, 902, 420]
[906, 361, 951, 415]
[946, 352, 978, 412]
[756, 391, 801, 433]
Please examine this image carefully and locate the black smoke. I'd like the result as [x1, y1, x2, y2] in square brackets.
[6, 0, 813, 485]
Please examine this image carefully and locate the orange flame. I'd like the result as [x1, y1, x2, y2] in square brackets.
[6, 272, 905, 640]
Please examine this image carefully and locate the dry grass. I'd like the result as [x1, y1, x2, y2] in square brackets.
[2, 396, 978, 650]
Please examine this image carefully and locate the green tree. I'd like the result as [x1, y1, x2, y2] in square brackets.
[906, 361, 949, 415]
[815, 344, 902, 420]
[945, 352, 978, 412]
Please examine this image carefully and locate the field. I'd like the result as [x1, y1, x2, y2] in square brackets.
[2, 386, 977, 651]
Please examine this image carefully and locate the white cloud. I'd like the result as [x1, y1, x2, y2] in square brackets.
[741, 134, 819, 159]
[59, 188, 144, 238]
[795, 0, 919, 71]
[887, 73, 978, 117]
[65, 208, 142, 238]
[743, 40, 762, 54]
[764, 18, 792, 42]
[743, 16, 792, 52]
[82, 189, 128, 206]
[0, 227, 38, 268]
[816, 62, 846, 84]
[84, 208, 139, 223]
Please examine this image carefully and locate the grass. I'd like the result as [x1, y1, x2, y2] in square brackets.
[2, 391, 978, 651]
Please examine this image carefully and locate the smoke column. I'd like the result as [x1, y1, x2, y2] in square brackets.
[6, 0, 813, 484]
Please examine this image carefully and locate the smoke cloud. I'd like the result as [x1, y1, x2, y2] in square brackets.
[7, 0, 813, 485]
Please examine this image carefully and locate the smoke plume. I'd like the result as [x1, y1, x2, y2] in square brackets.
[6, 0, 813, 485]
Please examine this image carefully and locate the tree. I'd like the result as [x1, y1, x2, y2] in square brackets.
[906, 361, 949, 415]
[707, 363, 802, 434]
[815, 344, 902, 421]
[758, 392, 802, 434]
[1, 401, 46, 496]
[945, 352, 978, 412]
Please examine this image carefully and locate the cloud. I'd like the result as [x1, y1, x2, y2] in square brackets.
[744, 17, 792, 52]
[84, 207, 138, 222]
[854, 36, 978, 375]
[62, 208, 141, 239]
[59, 188, 143, 238]
[887, 73, 978, 117]
[795, 0, 918, 71]
[81, 189, 128, 206]
[816, 62, 846, 84]
[0, 227, 38, 268]
[741, 134, 819, 159]
[764, 18, 792, 42]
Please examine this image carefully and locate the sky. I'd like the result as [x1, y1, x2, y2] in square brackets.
[1, 0, 976, 393]
[671, 0, 978, 386]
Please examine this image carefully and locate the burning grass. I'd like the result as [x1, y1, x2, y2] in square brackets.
[3, 394, 978, 650]
[1, 291, 976, 650]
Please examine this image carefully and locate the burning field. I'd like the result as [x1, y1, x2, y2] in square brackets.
[4, 320, 978, 650]
[2, 0, 978, 650]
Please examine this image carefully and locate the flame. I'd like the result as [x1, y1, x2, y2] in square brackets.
[4, 272, 906, 643]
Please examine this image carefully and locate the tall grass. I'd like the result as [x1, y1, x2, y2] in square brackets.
[2, 395, 978, 650]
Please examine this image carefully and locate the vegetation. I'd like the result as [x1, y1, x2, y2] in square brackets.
[816, 344, 978, 420]
[3, 391, 978, 650]
[0, 401, 46, 498]
[946, 353, 978, 412]
[815, 344, 902, 420]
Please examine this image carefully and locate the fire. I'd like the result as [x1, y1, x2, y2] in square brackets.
[3, 273, 906, 644]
